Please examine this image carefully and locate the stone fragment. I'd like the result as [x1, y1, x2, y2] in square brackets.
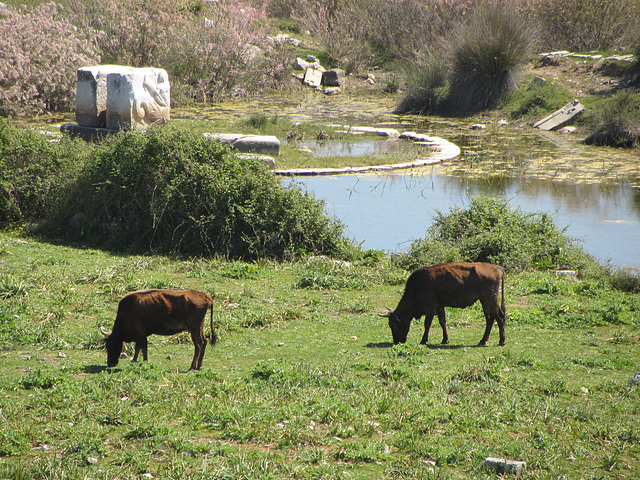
[76, 65, 134, 128]
[529, 76, 546, 89]
[205, 133, 280, 156]
[322, 69, 345, 87]
[106, 67, 171, 131]
[533, 100, 584, 131]
[303, 68, 323, 88]
[481, 457, 526, 476]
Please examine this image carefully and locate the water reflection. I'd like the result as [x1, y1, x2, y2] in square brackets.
[286, 173, 640, 268]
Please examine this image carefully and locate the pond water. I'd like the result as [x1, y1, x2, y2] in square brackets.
[178, 92, 640, 267]
[287, 173, 640, 268]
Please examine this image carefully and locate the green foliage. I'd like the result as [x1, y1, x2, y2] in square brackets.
[584, 91, 640, 148]
[507, 79, 574, 119]
[397, 196, 602, 275]
[445, 7, 538, 115]
[608, 268, 640, 293]
[0, 121, 89, 223]
[41, 127, 353, 260]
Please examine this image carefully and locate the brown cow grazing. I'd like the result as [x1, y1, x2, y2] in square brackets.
[99, 289, 216, 371]
[381, 262, 506, 346]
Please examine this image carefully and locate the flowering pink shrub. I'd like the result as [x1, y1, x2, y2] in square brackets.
[0, 3, 100, 116]
[169, 1, 284, 101]
[66, 0, 283, 103]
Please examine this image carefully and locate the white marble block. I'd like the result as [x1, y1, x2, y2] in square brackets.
[106, 67, 171, 131]
[76, 65, 134, 128]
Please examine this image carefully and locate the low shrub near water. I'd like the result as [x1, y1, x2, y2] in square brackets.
[47, 128, 353, 259]
[584, 91, 640, 148]
[0, 123, 354, 260]
[0, 120, 91, 222]
[396, 196, 602, 276]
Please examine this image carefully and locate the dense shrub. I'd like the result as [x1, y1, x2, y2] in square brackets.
[396, 196, 602, 276]
[444, 7, 537, 115]
[47, 128, 353, 260]
[0, 3, 100, 116]
[0, 121, 89, 222]
[532, 0, 640, 52]
[584, 91, 640, 148]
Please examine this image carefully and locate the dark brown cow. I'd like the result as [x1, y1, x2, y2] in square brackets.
[99, 289, 216, 370]
[381, 262, 506, 346]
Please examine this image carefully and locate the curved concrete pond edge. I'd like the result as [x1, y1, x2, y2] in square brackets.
[274, 133, 461, 176]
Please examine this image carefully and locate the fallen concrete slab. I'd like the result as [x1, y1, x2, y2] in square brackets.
[533, 100, 584, 131]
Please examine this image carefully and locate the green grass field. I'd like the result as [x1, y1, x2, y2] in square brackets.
[0, 231, 639, 479]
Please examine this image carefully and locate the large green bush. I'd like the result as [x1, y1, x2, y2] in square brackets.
[396, 196, 602, 276]
[47, 127, 353, 260]
[0, 120, 89, 222]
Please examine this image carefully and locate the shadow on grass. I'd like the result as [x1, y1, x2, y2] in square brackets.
[83, 365, 117, 374]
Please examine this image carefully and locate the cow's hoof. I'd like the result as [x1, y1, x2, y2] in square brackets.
[477, 342, 488, 347]
[498, 342, 505, 346]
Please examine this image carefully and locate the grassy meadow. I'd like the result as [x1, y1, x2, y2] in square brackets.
[0, 230, 639, 479]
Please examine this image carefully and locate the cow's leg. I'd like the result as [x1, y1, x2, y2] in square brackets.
[189, 329, 205, 371]
[436, 307, 449, 344]
[479, 301, 496, 346]
[133, 338, 148, 362]
[420, 314, 433, 345]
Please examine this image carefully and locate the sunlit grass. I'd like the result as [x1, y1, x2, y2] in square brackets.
[0, 231, 639, 478]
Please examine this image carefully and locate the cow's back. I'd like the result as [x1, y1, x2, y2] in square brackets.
[410, 262, 502, 309]
[114, 289, 213, 339]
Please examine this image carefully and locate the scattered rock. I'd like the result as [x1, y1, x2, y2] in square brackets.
[303, 68, 323, 88]
[471, 124, 486, 130]
[558, 126, 576, 134]
[324, 87, 342, 95]
[205, 133, 280, 156]
[530, 76, 546, 89]
[481, 457, 526, 476]
[631, 372, 640, 387]
[322, 69, 345, 87]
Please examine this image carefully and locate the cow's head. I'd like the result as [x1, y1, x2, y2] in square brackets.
[98, 327, 123, 367]
[380, 309, 411, 344]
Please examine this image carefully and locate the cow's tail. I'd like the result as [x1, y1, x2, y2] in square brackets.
[209, 301, 217, 345]
[500, 269, 506, 321]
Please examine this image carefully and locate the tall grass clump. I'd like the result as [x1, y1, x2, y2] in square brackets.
[445, 7, 537, 115]
[396, 196, 602, 276]
[393, 55, 448, 115]
[47, 128, 353, 260]
[584, 91, 640, 148]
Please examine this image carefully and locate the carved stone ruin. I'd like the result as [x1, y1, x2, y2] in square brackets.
[62, 65, 170, 140]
